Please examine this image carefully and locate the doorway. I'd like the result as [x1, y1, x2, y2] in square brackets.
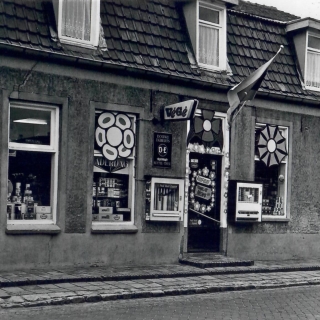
[187, 152, 221, 252]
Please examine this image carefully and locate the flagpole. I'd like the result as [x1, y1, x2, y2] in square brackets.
[230, 100, 248, 123]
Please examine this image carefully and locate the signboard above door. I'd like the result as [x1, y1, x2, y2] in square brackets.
[161, 100, 198, 121]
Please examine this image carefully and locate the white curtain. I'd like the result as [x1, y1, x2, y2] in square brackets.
[306, 51, 320, 88]
[199, 24, 219, 67]
[62, 0, 91, 41]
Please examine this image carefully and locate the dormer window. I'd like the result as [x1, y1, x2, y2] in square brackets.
[198, 3, 226, 69]
[286, 18, 320, 92]
[182, 0, 229, 72]
[58, 0, 100, 48]
[306, 33, 320, 90]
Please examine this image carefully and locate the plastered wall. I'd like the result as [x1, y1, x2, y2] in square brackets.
[0, 61, 190, 271]
[228, 104, 320, 260]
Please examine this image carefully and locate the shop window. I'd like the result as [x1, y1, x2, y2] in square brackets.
[306, 33, 320, 90]
[198, 2, 226, 70]
[58, 0, 100, 47]
[92, 111, 136, 224]
[7, 103, 59, 224]
[254, 124, 288, 219]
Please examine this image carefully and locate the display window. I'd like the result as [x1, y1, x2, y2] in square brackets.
[254, 123, 288, 218]
[7, 103, 59, 224]
[92, 111, 136, 224]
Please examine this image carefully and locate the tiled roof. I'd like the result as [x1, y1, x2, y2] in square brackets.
[234, 0, 300, 22]
[228, 5, 320, 100]
[100, 0, 200, 79]
[0, 0, 319, 102]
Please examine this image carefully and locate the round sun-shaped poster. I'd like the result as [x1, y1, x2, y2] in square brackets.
[95, 112, 135, 161]
[257, 124, 287, 167]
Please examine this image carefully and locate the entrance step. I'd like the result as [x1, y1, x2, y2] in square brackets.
[179, 253, 254, 269]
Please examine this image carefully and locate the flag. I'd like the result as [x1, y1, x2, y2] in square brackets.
[227, 46, 283, 125]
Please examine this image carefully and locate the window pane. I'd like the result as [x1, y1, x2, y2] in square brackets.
[199, 24, 219, 66]
[308, 35, 320, 50]
[154, 183, 180, 211]
[93, 111, 136, 223]
[62, 0, 91, 41]
[306, 51, 320, 88]
[255, 161, 286, 216]
[10, 107, 51, 145]
[199, 6, 219, 24]
[7, 151, 53, 220]
[92, 170, 131, 222]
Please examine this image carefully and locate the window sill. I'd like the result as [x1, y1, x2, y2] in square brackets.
[198, 63, 226, 73]
[261, 217, 290, 222]
[91, 224, 138, 234]
[6, 224, 61, 235]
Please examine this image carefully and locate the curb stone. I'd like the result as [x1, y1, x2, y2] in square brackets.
[1, 279, 320, 309]
[2, 264, 320, 289]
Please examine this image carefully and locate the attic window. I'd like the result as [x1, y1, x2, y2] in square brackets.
[58, 0, 100, 48]
[306, 34, 320, 90]
[198, 2, 226, 70]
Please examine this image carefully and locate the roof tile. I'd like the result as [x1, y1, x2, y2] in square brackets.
[0, 25, 7, 38]
[0, 13, 4, 26]
[119, 29, 129, 41]
[149, 57, 159, 67]
[158, 58, 168, 70]
[16, 29, 28, 42]
[154, 47, 164, 58]
[28, 32, 38, 44]
[7, 27, 17, 40]
[23, 6, 35, 21]
[103, 2, 115, 15]
[3, 2, 14, 15]
[146, 45, 156, 57]
[113, 4, 124, 17]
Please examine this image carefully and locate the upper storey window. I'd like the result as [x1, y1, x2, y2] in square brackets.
[306, 33, 320, 90]
[198, 2, 227, 70]
[58, 0, 100, 48]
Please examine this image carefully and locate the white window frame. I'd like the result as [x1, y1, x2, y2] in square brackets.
[92, 111, 136, 226]
[305, 32, 320, 91]
[58, 0, 100, 48]
[254, 123, 289, 220]
[8, 102, 59, 225]
[197, 1, 227, 71]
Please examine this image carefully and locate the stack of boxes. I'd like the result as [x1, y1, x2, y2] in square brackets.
[7, 182, 51, 220]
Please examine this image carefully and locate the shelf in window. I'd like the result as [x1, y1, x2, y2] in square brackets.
[94, 195, 128, 199]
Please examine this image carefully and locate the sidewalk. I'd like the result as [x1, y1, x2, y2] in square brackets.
[1, 259, 320, 309]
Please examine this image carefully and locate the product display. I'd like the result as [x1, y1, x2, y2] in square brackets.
[92, 172, 130, 221]
[7, 150, 52, 220]
[153, 184, 179, 211]
[145, 177, 184, 221]
[255, 161, 285, 216]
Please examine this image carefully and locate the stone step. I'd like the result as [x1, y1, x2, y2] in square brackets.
[179, 253, 254, 268]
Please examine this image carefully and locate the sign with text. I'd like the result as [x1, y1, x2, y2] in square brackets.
[162, 99, 198, 121]
[153, 132, 172, 168]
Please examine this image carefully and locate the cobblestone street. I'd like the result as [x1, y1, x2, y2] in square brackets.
[1, 285, 320, 320]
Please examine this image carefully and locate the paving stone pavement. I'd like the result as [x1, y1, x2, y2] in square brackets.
[1, 260, 320, 309]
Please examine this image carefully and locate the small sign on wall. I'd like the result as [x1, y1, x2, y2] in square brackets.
[153, 132, 172, 168]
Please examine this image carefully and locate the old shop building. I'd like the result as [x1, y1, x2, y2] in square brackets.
[0, 0, 320, 270]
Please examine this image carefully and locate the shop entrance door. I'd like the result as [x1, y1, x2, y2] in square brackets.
[187, 153, 221, 252]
